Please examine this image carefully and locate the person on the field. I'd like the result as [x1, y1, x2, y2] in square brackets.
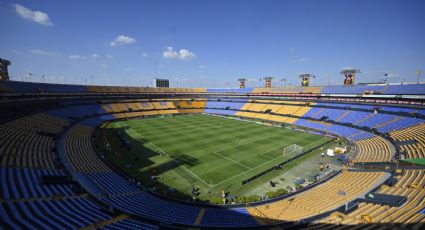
[192, 187, 197, 201]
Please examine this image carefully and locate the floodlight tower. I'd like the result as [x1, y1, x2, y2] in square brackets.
[238, 78, 247, 89]
[340, 68, 360, 85]
[417, 69, 421, 84]
[0, 58, 11, 81]
[264, 77, 273, 88]
[298, 74, 315, 87]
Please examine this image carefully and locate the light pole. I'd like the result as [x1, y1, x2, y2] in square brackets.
[417, 69, 421, 84]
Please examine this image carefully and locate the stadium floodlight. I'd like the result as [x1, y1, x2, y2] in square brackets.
[263, 77, 273, 88]
[340, 68, 361, 75]
[417, 69, 421, 84]
[238, 78, 247, 89]
[0, 58, 11, 81]
[340, 68, 360, 85]
[298, 74, 315, 87]
[283, 144, 303, 157]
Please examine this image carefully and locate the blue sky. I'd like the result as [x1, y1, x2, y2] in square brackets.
[1, 0, 424, 87]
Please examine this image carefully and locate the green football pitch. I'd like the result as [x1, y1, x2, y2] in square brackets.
[99, 114, 332, 201]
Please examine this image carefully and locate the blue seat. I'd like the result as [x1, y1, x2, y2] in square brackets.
[102, 219, 159, 230]
[104, 192, 200, 225]
[200, 208, 259, 227]
[0, 204, 21, 229]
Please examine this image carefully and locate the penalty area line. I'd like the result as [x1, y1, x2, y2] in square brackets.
[215, 133, 282, 153]
[211, 144, 288, 188]
[147, 142, 213, 188]
[214, 152, 252, 170]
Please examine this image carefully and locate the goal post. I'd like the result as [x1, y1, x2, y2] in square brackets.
[283, 144, 303, 157]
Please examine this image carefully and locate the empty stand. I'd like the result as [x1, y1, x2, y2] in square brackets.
[390, 123, 425, 159]
[248, 171, 387, 224]
[315, 169, 425, 229]
[354, 137, 394, 162]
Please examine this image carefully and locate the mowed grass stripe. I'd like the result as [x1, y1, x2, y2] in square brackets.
[131, 119, 260, 138]
[130, 118, 284, 157]
[145, 141, 216, 187]
[124, 116, 265, 183]
[133, 116, 261, 184]
[132, 116, 291, 163]
[112, 114, 330, 189]
[144, 128, 287, 161]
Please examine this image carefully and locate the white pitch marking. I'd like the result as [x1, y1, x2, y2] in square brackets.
[139, 116, 318, 189]
[215, 133, 281, 153]
[214, 152, 252, 170]
[211, 144, 288, 187]
[238, 138, 260, 146]
[147, 142, 213, 188]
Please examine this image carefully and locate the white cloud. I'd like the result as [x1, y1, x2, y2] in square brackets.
[173, 77, 189, 82]
[162, 46, 197, 60]
[100, 63, 108, 68]
[341, 66, 355, 71]
[247, 77, 263, 82]
[363, 71, 400, 80]
[14, 4, 53, 26]
[109, 35, 136, 47]
[69, 53, 103, 60]
[69, 54, 88, 60]
[163, 46, 179, 59]
[289, 47, 295, 52]
[106, 54, 113, 59]
[386, 72, 400, 79]
[31, 49, 61, 56]
[179, 49, 197, 60]
[291, 57, 308, 64]
[199, 65, 207, 69]
[47, 75, 65, 83]
[12, 49, 22, 55]
[142, 52, 149, 57]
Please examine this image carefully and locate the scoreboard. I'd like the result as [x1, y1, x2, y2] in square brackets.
[153, 78, 169, 88]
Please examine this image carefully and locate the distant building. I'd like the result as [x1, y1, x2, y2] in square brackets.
[153, 78, 169, 88]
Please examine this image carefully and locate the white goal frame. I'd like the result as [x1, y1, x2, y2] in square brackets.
[283, 144, 303, 157]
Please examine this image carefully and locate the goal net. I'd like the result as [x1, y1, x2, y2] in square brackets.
[283, 144, 303, 157]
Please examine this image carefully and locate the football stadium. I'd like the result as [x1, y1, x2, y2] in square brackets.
[1, 0, 425, 229]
